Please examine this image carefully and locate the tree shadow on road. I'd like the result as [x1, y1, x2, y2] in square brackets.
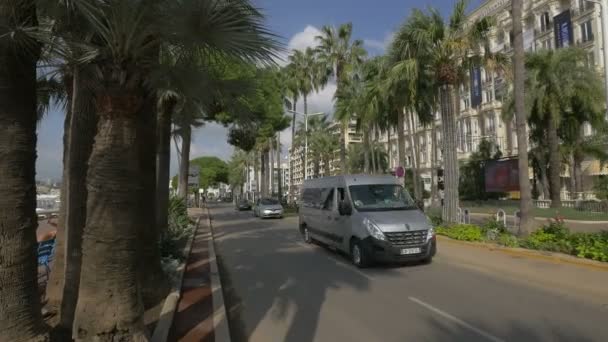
[211, 206, 402, 342]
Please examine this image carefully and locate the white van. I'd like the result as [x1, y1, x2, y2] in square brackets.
[298, 175, 436, 267]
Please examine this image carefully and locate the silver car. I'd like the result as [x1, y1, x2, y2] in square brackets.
[254, 198, 284, 218]
[298, 175, 436, 268]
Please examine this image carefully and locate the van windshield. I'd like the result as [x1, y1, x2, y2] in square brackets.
[348, 184, 417, 212]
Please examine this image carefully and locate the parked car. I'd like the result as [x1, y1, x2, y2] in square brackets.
[236, 199, 252, 211]
[298, 175, 435, 268]
[254, 198, 284, 218]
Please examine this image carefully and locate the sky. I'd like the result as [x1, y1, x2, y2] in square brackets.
[35, 0, 484, 180]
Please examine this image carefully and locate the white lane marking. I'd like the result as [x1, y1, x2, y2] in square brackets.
[408, 297, 505, 342]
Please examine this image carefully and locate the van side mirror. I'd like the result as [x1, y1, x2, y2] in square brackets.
[338, 201, 352, 216]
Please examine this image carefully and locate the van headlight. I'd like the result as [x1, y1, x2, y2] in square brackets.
[426, 227, 435, 241]
[363, 218, 386, 241]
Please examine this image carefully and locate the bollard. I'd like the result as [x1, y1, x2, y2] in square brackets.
[496, 209, 507, 227]
[457, 207, 463, 223]
[463, 208, 470, 224]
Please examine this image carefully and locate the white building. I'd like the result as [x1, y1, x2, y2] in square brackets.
[288, 119, 361, 199]
[380, 0, 607, 199]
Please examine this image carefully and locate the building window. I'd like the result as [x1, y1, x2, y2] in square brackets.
[487, 114, 496, 134]
[541, 39, 551, 50]
[581, 20, 594, 42]
[579, 0, 593, 12]
[540, 12, 550, 32]
[463, 97, 470, 110]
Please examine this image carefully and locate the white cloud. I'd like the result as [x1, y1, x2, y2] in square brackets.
[288, 25, 322, 51]
[364, 32, 395, 53]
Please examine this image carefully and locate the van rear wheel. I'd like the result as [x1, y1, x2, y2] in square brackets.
[351, 240, 371, 268]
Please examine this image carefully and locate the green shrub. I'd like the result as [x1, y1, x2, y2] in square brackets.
[497, 233, 519, 247]
[521, 219, 573, 254]
[436, 224, 483, 242]
[160, 196, 194, 261]
[569, 231, 608, 262]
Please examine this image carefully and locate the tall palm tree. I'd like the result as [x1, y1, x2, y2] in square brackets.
[315, 23, 367, 173]
[389, 1, 495, 222]
[66, 1, 279, 340]
[0, 2, 47, 340]
[282, 63, 300, 201]
[504, 48, 603, 208]
[512, 0, 533, 234]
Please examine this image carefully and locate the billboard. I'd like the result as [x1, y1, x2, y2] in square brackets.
[484, 159, 520, 192]
[554, 10, 573, 49]
[470, 65, 482, 108]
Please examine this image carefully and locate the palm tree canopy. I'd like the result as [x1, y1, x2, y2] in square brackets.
[315, 22, 367, 83]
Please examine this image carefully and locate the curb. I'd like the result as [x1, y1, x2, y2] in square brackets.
[437, 235, 608, 271]
[206, 206, 231, 342]
[151, 216, 199, 342]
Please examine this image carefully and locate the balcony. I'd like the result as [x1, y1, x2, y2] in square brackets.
[533, 25, 553, 38]
[576, 37, 594, 48]
[572, 5, 595, 19]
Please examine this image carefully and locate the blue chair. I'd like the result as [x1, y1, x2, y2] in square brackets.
[37, 238, 56, 282]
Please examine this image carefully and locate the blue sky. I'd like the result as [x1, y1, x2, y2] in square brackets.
[36, 0, 484, 180]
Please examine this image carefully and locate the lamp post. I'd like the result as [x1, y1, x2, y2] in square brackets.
[287, 110, 324, 182]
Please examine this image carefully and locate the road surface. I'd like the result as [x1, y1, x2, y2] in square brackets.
[210, 204, 608, 342]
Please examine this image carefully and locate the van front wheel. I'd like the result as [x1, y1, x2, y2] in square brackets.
[351, 240, 371, 268]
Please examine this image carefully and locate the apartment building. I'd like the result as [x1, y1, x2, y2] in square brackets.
[381, 0, 607, 196]
[289, 119, 361, 198]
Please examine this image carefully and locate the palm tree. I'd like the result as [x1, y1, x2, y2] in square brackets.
[65, 1, 279, 339]
[389, 1, 495, 222]
[315, 23, 367, 173]
[504, 48, 603, 208]
[512, 0, 533, 234]
[0, 2, 48, 339]
[282, 63, 300, 201]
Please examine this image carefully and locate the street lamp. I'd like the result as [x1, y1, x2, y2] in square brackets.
[287, 109, 325, 181]
[588, 0, 608, 117]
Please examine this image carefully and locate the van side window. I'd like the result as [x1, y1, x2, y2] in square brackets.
[337, 188, 345, 202]
[322, 188, 335, 210]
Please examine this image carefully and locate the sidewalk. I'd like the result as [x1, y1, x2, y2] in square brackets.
[169, 211, 215, 342]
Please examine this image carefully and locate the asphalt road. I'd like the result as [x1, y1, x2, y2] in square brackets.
[210, 204, 608, 342]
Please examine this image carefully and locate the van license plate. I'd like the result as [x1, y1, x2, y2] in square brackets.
[400, 248, 421, 255]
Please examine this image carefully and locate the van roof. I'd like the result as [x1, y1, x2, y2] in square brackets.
[302, 174, 400, 188]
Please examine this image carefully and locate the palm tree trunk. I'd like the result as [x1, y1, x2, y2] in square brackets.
[178, 125, 192, 199]
[387, 128, 393, 168]
[397, 109, 406, 183]
[269, 143, 274, 196]
[513, 0, 534, 233]
[289, 98, 297, 202]
[363, 128, 370, 173]
[340, 121, 348, 174]
[137, 89, 168, 309]
[46, 68, 97, 333]
[371, 128, 377, 174]
[439, 85, 459, 223]
[277, 134, 282, 201]
[407, 110, 422, 200]
[156, 98, 176, 232]
[73, 90, 147, 341]
[539, 158, 551, 199]
[260, 151, 266, 197]
[431, 123, 439, 205]
[0, 3, 47, 337]
[547, 114, 562, 207]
